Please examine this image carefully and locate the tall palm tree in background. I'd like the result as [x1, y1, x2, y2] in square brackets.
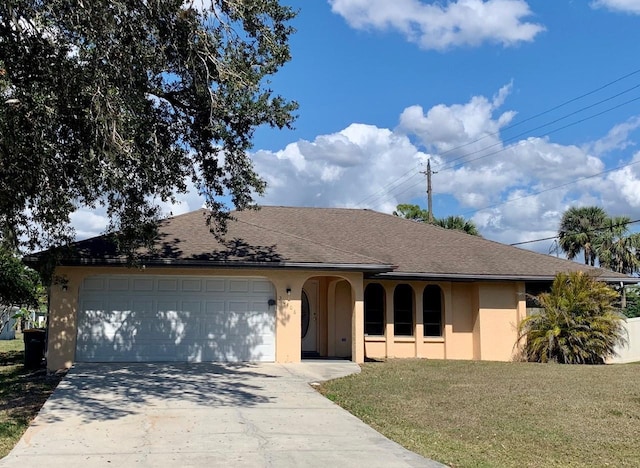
[597, 216, 640, 274]
[435, 215, 481, 236]
[558, 206, 608, 266]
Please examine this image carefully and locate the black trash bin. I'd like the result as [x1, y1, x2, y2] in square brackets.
[23, 328, 46, 369]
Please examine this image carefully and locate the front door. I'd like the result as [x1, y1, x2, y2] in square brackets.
[301, 282, 318, 354]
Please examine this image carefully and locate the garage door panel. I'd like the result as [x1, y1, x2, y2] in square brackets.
[108, 278, 129, 291]
[76, 276, 275, 362]
[180, 279, 202, 292]
[133, 278, 154, 291]
[252, 280, 273, 293]
[78, 300, 132, 340]
[229, 279, 249, 293]
[205, 279, 226, 292]
[157, 278, 178, 291]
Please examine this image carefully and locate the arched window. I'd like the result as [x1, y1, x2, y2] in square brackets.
[364, 283, 385, 336]
[423, 285, 443, 337]
[394, 284, 414, 336]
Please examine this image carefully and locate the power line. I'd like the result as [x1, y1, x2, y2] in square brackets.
[354, 163, 422, 207]
[361, 94, 640, 209]
[439, 93, 640, 174]
[432, 67, 640, 161]
[462, 158, 640, 218]
[354, 67, 640, 210]
[510, 235, 558, 246]
[435, 82, 640, 171]
[510, 219, 640, 246]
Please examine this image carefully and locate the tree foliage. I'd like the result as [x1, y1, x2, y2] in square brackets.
[558, 206, 640, 274]
[393, 204, 430, 223]
[596, 216, 640, 274]
[558, 206, 608, 266]
[435, 215, 480, 236]
[517, 272, 626, 364]
[0, 249, 41, 308]
[622, 287, 640, 318]
[0, 0, 297, 254]
[393, 204, 480, 236]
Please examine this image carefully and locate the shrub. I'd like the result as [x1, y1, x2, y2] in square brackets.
[518, 272, 627, 364]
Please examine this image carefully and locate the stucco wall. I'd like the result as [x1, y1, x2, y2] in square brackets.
[610, 317, 640, 364]
[446, 283, 474, 360]
[47, 265, 526, 370]
[46, 266, 364, 371]
[362, 279, 525, 362]
[475, 282, 525, 362]
[333, 280, 352, 358]
[364, 337, 386, 359]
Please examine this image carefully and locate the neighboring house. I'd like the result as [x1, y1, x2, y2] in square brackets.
[609, 317, 640, 364]
[0, 306, 17, 340]
[27, 207, 633, 372]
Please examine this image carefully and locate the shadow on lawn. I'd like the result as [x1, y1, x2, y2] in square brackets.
[0, 350, 23, 367]
[0, 352, 63, 421]
[39, 363, 280, 424]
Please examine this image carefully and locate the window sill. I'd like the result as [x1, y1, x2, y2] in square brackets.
[394, 336, 415, 343]
[364, 335, 386, 342]
[423, 337, 444, 343]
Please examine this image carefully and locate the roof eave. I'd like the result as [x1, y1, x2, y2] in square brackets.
[368, 271, 638, 284]
[48, 257, 396, 273]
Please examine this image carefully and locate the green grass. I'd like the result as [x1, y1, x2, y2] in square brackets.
[0, 334, 62, 459]
[319, 359, 640, 467]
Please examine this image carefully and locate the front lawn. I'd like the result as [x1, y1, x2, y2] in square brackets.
[0, 334, 62, 459]
[319, 359, 640, 467]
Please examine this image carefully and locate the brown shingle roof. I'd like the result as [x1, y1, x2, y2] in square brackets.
[55, 206, 633, 282]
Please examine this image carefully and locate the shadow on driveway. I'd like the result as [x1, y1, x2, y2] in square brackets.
[39, 363, 278, 423]
[2, 362, 445, 467]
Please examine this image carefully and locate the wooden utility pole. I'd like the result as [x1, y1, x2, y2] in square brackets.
[423, 160, 435, 223]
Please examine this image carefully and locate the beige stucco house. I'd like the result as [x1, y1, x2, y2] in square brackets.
[32, 206, 632, 372]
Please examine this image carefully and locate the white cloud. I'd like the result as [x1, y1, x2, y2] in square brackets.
[601, 152, 640, 208]
[69, 181, 206, 241]
[585, 115, 640, 155]
[591, 0, 640, 14]
[328, 0, 545, 50]
[69, 210, 110, 240]
[253, 123, 427, 213]
[251, 86, 640, 251]
[68, 89, 640, 252]
[398, 83, 515, 158]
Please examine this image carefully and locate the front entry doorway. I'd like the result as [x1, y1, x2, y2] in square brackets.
[301, 281, 318, 357]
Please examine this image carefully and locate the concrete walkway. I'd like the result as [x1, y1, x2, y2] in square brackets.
[1, 361, 445, 467]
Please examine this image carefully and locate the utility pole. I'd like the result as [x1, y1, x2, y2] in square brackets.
[422, 160, 436, 223]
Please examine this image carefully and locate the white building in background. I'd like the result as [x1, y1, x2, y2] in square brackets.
[610, 317, 640, 364]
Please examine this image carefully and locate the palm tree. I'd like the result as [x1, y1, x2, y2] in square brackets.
[394, 205, 480, 235]
[517, 271, 626, 364]
[596, 216, 640, 274]
[435, 215, 480, 236]
[558, 206, 607, 266]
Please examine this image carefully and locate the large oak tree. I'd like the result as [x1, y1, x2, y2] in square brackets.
[0, 0, 297, 255]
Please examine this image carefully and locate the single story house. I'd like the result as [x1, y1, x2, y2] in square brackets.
[31, 206, 632, 372]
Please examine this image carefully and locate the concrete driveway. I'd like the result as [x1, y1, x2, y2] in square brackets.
[1, 362, 444, 467]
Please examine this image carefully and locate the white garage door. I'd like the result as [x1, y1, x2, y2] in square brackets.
[76, 275, 276, 362]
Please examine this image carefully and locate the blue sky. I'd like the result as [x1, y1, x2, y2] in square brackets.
[73, 0, 640, 254]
